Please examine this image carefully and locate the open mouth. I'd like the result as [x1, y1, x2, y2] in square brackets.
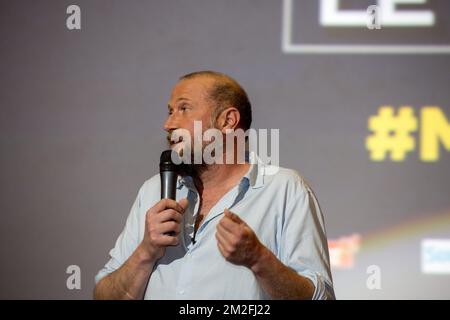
[168, 139, 182, 146]
[167, 135, 183, 146]
[168, 135, 184, 147]
[170, 142, 183, 149]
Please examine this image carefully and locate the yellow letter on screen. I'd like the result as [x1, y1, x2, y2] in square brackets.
[421, 107, 450, 162]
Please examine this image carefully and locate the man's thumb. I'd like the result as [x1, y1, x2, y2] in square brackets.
[224, 208, 241, 223]
[179, 198, 189, 212]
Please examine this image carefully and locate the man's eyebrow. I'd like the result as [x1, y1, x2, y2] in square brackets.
[176, 97, 191, 103]
[168, 97, 192, 109]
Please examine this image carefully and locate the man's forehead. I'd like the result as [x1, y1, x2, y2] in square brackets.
[170, 77, 214, 101]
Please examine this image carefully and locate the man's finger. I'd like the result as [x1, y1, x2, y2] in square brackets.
[152, 198, 185, 214]
[224, 208, 242, 223]
[157, 209, 183, 223]
[216, 222, 235, 242]
[216, 238, 228, 258]
[215, 231, 232, 253]
[219, 215, 240, 234]
[158, 220, 181, 235]
[178, 198, 189, 212]
[158, 234, 179, 246]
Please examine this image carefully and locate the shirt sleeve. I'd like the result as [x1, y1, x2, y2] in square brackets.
[94, 184, 143, 284]
[279, 173, 335, 300]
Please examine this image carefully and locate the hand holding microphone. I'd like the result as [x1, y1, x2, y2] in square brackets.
[138, 150, 188, 261]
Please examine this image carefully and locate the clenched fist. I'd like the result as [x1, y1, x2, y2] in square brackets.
[215, 209, 265, 269]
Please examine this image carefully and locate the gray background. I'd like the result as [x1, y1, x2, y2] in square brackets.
[0, 0, 449, 299]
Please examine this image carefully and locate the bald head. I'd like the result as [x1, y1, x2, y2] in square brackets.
[178, 71, 252, 131]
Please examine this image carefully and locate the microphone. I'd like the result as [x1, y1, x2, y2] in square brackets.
[160, 150, 178, 200]
[160, 150, 181, 238]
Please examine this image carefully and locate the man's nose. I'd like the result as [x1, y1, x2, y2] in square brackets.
[163, 114, 177, 132]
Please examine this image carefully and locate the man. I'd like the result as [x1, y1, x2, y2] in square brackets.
[94, 71, 335, 299]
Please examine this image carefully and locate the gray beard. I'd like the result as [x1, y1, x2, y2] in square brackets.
[165, 142, 208, 178]
[179, 164, 207, 179]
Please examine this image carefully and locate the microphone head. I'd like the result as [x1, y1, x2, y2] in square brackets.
[160, 149, 173, 163]
[159, 150, 179, 172]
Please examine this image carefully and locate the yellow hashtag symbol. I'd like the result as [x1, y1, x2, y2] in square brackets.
[366, 106, 418, 161]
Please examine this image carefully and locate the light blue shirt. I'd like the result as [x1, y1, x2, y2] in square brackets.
[95, 157, 335, 299]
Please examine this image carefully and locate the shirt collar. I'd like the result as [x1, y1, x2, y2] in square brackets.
[243, 152, 264, 189]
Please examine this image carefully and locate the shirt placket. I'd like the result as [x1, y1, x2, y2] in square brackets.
[175, 177, 250, 298]
[195, 179, 249, 241]
[176, 182, 200, 297]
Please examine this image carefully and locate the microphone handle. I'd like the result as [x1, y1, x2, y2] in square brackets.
[160, 170, 178, 237]
[160, 170, 177, 200]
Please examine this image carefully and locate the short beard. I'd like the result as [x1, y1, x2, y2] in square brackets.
[172, 141, 212, 178]
[176, 162, 207, 178]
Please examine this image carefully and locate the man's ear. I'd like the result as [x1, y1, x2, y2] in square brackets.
[218, 107, 240, 132]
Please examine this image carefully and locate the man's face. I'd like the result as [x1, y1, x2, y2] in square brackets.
[164, 77, 215, 156]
